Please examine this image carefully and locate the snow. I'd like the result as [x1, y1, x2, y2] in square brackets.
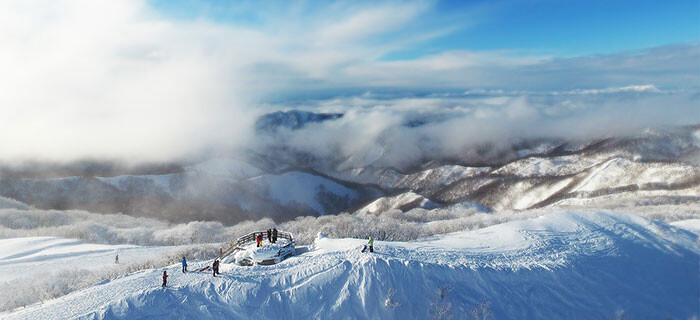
[570, 157, 696, 193]
[97, 174, 177, 194]
[186, 158, 263, 180]
[512, 177, 572, 210]
[514, 142, 559, 158]
[249, 171, 359, 214]
[395, 165, 490, 191]
[3, 211, 697, 319]
[233, 239, 295, 264]
[671, 219, 700, 235]
[357, 191, 440, 214]
[0, 196, 30, 210]
[0, 237, 163, 284]
[493, 154, 603, 177]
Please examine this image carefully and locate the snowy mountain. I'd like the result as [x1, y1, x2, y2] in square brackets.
[0, 167, 381, 224]
[2, 211, 697, 319]
[0, 125, 697, 224]
[0, 123, 697, 319]
[255, 110, 344, 133]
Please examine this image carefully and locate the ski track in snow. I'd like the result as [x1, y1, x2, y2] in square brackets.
[2, 211, 699, 320]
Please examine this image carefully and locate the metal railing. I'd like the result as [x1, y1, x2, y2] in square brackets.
[236, 230, 293, 246]
[218, 230, 294, 260]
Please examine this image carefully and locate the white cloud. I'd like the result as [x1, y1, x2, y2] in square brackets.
[552, 84, 662, 95]
[316, 2, 427, 44]
[0, 0, 696, 164]
[259, 90, 698, 170]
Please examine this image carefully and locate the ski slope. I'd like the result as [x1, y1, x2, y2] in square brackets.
[0, 237, 168, 284]
[3, 211, 698, 319]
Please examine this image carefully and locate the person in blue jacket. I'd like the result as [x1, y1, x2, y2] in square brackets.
[182, 256, 187, 273]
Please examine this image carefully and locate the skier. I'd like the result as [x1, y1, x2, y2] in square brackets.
[256, 233, 263, 247]
[213, 259, 220, 277]
[162, 271, 168, 287]
[272, 228, 278, 243]
[267, 229, 272, 243]
[182, 256, 187, 273]
[115, 254, 119, 264]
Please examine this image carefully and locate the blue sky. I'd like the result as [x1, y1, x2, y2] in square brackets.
[150, 0, 700, 58]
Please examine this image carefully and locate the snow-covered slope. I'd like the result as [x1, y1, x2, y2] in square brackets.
[4, 211, 697, 319]
[0, 196, 29, 210]
[248, 171, 362, 214]
[0, 237, 145, 283]
[356, 191, 440, 215]
[1, 126, 697, 221]
[255, 110, 344, 132]
[0, 168, 380, 223]
[186, 158, 264, 180]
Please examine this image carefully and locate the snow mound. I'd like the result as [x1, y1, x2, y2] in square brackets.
[5, 211, 698, 319]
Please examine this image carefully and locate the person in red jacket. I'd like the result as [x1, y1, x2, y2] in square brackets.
[256, 233, 263, 247]
[162, 271, 168, 287]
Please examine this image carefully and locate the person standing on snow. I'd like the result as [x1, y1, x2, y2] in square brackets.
[368, 236, 374, 253]
[267, 229, 272, 243]
[115, 254, 119, 264]
[256, 233, 263, 247]
[182, 256, 187, 273]
[213, 259, 220, 277]
[272, 228, 278, 243]
[162, 271, 168, 287]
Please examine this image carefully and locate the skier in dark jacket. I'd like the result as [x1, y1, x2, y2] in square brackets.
[272, 228, 278, 243]
[213, 259, 220, 277]
[267, 229, 272, 243]
[182, 256, 187, 273]
[162, 271, 168, 287]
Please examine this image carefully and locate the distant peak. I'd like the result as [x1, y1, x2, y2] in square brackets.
[255, 110, 344, 132]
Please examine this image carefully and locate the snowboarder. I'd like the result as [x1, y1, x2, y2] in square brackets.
[213, 259, 220, 277]
[272, 228, 278, 243]
[115, 254, 119, 264]
[361, 236, 374, 253]
[182, 256, 187, 273]
[267, 229, 272, 243]
[162, 271, 168, 287]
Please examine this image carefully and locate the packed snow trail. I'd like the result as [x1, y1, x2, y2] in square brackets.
[3, 211, 698, 319]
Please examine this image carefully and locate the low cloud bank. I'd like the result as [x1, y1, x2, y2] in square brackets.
[0, 1, 697, 165]
[256, 90, 699, 170]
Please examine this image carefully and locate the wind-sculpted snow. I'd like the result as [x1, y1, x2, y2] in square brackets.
[4, 211, 698, 319]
